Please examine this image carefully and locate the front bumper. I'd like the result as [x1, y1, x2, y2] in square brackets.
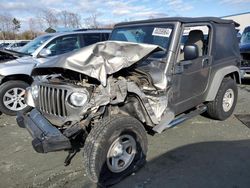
[16, 109, 72, 153]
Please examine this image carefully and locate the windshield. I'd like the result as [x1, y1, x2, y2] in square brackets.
[240, 27, 250, 44]
[18, 35, 53, 54]
[110, 24, 174, 51]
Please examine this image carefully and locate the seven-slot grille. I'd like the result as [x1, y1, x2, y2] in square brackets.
[38, 85, 68, 117]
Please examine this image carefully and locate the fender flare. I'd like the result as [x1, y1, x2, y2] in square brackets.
[0, 74, 33, 85]
[205, 65, 240, 101]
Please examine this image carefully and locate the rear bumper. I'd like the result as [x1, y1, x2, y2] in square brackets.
[16, 109, 71, 153]
[240, 68, 250, 79]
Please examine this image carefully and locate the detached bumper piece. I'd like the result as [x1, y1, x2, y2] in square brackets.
[16, 109, 71, 153]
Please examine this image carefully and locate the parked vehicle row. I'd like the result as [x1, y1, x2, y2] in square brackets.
[14, 17, 241, 186]
[4, 41, 30, 51]
[0, 43, 11, 49]
[0, 41, 30, 50]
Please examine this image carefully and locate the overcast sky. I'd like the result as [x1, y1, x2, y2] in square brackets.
[0, 0, 250, 30]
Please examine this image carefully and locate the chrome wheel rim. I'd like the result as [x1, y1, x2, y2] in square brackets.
[222, 89, 234, 112]
[107, 134, 136, 173]
[3, 88, 27, 111]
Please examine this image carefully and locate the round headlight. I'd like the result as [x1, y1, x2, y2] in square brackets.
[31, 84, 39, 99]
[69, 91, 88, 107]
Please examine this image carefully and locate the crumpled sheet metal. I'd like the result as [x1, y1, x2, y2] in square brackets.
[32, 41, 163, 86]
[147, 94, 168, 121]
[84, 77, 168, 125]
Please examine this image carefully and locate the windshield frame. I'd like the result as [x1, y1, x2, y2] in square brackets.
[110, 22, 175, 58]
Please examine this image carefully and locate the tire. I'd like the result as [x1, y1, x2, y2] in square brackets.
[83, 115, 148, 186]
[206, 77, 238, 120]
[0, 81, 32, 116]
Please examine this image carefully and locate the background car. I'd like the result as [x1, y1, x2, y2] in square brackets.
[0, 43, 10, 50]
[239, 26, 250, 78]
[0, 30, 111, 115]
[4, 41, 30, 51]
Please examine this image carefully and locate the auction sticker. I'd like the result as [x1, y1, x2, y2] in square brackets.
[152, 28, 172, 37]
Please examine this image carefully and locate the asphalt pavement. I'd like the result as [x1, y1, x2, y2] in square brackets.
[0, 78, 249, 188]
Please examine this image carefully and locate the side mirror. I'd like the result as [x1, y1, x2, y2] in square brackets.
[184, 44, 199, 60]
[38, 48, 52, 58]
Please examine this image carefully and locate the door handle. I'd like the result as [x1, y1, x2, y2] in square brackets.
[202, 58, 209, 68]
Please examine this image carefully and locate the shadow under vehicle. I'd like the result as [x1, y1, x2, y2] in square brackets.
[17, 17, 241, 186]
[114, 140, 250, 188]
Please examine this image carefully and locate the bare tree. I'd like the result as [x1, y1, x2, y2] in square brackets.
[0, 13, 44, 40]
[0, 13, 16, 40]
[28, 18, 39, 38]
[39, 9, 58, 28]
[59, 10, 68, 28]
[84, 13, 99, 28]
[28, 18, 36, 32]
[68, 12, 81, 28]
[58, 10, 81, 28]
[29, 17, 45, 32]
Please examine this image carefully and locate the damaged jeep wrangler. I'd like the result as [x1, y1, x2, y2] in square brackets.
[17, 17, 241, 185]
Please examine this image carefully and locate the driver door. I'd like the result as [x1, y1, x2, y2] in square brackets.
[172, 24, 212, 113]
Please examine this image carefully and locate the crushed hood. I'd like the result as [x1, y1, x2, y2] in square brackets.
[32, 41, 164, 86]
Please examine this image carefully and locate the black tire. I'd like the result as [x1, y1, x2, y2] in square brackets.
[83, 115, 148, 186]
[0, 81, 32, 116]
[206, 77, 238, 120]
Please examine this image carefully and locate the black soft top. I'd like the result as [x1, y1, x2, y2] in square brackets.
[115, 17, 239, 27]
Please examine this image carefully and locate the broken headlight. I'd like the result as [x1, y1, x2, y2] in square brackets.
[31, 83, 39, 99]
[69, 91, 89, 107]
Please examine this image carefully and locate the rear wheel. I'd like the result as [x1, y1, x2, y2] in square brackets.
[83, 115, 148, 186]
[0, 81, 32, 116]
[206, 77, 238, 120]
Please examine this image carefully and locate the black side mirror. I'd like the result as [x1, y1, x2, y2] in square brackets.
[184, 44, 199, 60]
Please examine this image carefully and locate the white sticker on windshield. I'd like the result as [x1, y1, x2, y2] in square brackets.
[152, 28, 172, 37]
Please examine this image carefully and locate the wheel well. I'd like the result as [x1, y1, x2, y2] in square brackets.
[108, 94, 155, 127]
[225, 71, 241, 84]
[1, 74, 33, 85]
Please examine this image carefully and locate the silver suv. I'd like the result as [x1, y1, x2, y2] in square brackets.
[0, 30, 111, 115]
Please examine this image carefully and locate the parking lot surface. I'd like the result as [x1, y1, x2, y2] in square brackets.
[0, 78, 250, 188]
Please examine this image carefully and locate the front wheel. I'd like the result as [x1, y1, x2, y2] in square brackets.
[0, 81, 32, 116]
[83, 115, 148, 186]
[206, 77, 238, 120]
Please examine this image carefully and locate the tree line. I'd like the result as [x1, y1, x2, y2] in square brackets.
[0, 8, 113, 40]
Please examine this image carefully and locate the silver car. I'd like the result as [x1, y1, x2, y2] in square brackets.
[0, 30, 111, 115]
[4, 41, 30, 51]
